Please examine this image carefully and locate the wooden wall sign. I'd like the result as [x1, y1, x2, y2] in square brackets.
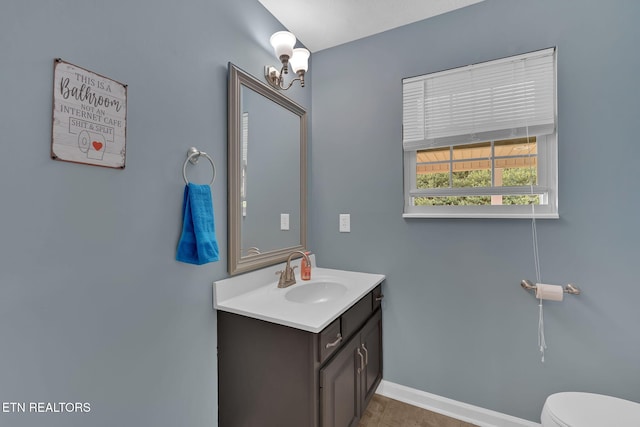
[51, 59, 127, 169]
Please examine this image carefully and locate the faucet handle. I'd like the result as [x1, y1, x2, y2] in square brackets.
[275, 270, 287, 288]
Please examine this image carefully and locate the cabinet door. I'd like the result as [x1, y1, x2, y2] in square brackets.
[360, 309, 383, 409]
[320, 335, 362, 427]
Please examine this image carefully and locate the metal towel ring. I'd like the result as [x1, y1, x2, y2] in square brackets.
[182, 147, 216, 186]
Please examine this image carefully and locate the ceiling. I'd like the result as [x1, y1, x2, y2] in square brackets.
[257, 0, 485, 52]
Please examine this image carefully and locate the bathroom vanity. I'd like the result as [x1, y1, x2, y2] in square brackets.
[214, 258, 384, 427]
[222, 65, 383, 426]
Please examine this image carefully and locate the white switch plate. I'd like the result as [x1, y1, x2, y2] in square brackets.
[280, 213, 290, 230]
[339, 214, 350, 233]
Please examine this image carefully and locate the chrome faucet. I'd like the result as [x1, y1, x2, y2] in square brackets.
[275, 250, 311, 288]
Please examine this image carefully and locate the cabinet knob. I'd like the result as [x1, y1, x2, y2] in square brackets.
[325, 333, 343, 349]
[375, 294, 385, 302]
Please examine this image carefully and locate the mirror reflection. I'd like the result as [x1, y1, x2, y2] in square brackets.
[228, 63, 307, 275]
[240, 86, 301, 253]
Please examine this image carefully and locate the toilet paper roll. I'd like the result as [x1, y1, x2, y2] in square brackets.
[535, 283, 564, 301]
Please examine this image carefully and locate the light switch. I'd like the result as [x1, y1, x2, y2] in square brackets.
[339, 214, 350, 233]
[280, 213, 290, 230]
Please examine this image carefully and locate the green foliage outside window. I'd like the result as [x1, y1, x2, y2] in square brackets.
[415, 167, 539, 206]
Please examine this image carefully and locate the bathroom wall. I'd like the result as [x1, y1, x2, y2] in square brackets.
[310, 0, 640, 422]
[0, 1, 309, 426]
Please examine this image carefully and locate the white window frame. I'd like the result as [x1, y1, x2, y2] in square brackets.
[403, 134, 558, 219]
[402, 48, 558, 219]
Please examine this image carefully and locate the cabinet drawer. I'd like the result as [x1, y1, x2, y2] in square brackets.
[341, 293, 372, 340]
[318, 318, 342, 363]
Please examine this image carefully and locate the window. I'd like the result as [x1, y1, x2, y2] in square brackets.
[402, 48, 558, 218]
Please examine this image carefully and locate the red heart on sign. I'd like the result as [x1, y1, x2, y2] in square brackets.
[92, 141, 103, 151]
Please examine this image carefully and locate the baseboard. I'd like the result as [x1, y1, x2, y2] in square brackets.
[375, 380, 541, 427]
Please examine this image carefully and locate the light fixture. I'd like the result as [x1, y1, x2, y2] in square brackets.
[265, 31, 310, 90]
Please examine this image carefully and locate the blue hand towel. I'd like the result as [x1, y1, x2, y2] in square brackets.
[176, 183, 219, 265]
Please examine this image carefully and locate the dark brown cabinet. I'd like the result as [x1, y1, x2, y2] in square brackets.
[217, 284, 383, 427]
[360, 309, 383, 408]
[320, 309, 382, 427]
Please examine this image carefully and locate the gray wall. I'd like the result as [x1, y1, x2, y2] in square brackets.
[0, 1, 310, 426]
[309, 0, 640, 422]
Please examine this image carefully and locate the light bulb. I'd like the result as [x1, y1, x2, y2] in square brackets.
[269, 31, 296, 62]
[289, 48, 310, 73]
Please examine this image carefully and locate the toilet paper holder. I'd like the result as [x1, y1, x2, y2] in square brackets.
[520, 280, 581, 295]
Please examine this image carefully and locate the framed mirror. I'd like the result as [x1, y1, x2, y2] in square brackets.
[227, 63, 307, 275]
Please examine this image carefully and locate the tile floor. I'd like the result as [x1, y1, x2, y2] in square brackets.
[358, 394, 478, 427]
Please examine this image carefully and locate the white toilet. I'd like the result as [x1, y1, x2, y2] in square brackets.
[541, 392, 640, 426]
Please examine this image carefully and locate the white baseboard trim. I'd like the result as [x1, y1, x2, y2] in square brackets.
[375, 380, 541, 427]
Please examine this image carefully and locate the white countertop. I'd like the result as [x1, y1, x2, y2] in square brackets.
[213, 256, 385, 333]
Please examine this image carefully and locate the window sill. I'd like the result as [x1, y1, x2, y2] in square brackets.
[402, 212, 559, 219]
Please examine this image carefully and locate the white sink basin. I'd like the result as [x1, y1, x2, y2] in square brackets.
[213, 257, 385, 332]
[285, 281, 348, 304]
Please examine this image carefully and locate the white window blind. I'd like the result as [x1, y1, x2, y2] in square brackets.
[403, 47, 556, 151]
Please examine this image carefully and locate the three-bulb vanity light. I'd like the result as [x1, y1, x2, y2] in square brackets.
[265, 31, 310, 90]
